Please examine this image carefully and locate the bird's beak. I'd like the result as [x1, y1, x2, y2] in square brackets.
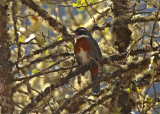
[72, 30, 78, 35]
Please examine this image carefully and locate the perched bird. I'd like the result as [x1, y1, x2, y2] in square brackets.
[72, 27, 102, 94]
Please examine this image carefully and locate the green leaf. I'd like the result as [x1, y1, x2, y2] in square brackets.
[91, 0, 97, 3]
[116, 107, 121, 113]
[110, 107, 121, 114]
[35, 37, 46, 45]
[146, 97, 153, 103]
[125, 84, 133, 94]
[32, 69, 39, 74]
[69, 43, 73, 49]
[92, 106, 97, 112]
[40, 38, 46, 44]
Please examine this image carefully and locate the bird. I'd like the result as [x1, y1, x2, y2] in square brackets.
[72, 27, 102, 94]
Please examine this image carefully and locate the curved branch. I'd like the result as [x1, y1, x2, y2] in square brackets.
[13, 38, 73, 66]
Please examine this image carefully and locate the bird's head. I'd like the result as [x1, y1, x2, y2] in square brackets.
[72, 27, 92, 38]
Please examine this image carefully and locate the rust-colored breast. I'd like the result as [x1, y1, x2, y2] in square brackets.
[74, 38, 91, 54]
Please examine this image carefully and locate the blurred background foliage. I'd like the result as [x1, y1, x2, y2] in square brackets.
[4, 0, 160, 113]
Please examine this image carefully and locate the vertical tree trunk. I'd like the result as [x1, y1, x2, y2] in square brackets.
[111, 0, 132, 113]
[0, 4, 14, 113]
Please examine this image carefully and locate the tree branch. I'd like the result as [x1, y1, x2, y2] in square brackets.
[20, 44, 160, 113]
[20, 0, 69, 38]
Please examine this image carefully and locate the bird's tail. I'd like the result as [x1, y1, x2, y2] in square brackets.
[91, 74, 100, 94]
[90, 65, 100, 94]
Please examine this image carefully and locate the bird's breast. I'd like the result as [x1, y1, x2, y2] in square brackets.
[78, 48, 91, 64]
[74, 37, 92, 65]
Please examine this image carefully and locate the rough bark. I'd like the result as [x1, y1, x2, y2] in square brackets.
[111, 0, 132, 53]
[0, 4, 14, 113]
[111, 0, 132, 113]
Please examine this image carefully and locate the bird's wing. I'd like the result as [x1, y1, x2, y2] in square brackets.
[74, 53, 82, 65]
[87, 38, 102, 62]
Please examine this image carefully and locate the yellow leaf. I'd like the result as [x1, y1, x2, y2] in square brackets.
[49, 62, 54, 66]
[150, 59, 154, 64]
[58, 37, 62, 41]
[32, 69, 39, 74]
[81, 0, 87, 6]
[125, 88, 131, 93]
[18, 35, 25, 43]
[84, 2, 87, 6]
[81, 0, 85, 4]
[72, 2, 77, 7]
[80, 25, 84, 27]
[73, 0, 81, 8]
[136, 87, 141, 93]
[19, 37, 23, 43]
[46, 50, 50, 55]
[105, 27, 109, 33]
[130, 41, 135, 45]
